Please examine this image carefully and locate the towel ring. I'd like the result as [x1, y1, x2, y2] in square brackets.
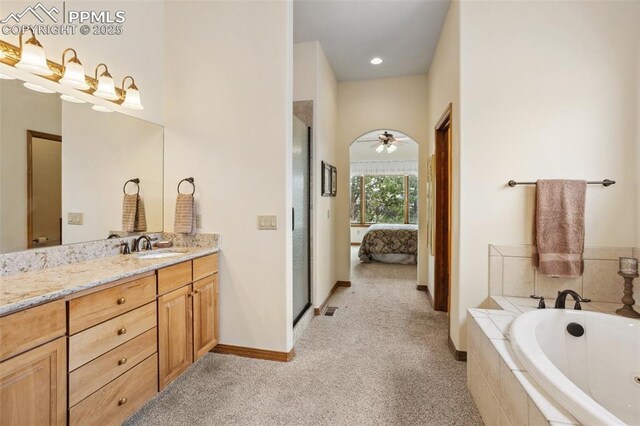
[123, 178, 140, 195]
[177, 177, 195, 195]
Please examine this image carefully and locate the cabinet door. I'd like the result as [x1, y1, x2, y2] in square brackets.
[193, 274, 219, 360]
[158, 285, 193, 389]
[0, 337, 66, 425]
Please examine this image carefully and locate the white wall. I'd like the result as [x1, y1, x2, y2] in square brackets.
[0, 1, 164, 124]
[62, 102, 163, 244]
[293, 41, 339, 308]
[448, 0, 640, 351]
[0, 79, 61, 253]
[336, 75, 428, 283]
[424, 0, 460, 314]
[164, 1, 294, 352]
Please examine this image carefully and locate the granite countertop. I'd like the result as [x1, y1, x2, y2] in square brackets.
[0, 247, 219, 316]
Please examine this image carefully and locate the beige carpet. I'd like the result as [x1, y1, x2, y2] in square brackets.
[126, 248, 481, 425]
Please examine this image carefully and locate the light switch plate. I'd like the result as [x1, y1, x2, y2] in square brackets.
[258, 215, 277, 230]
[67, 212, 83, 225]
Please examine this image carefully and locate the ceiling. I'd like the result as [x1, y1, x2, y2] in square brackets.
[351, 130, 418, 162]
[293, 0, 451, 81]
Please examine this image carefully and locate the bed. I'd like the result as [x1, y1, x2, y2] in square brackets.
[358, 224, 418, 264]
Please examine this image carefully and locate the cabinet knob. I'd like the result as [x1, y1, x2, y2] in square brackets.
[193, 289, 200, 294]
[118, 358, 127, 365]
[117, 328, 127, 335]
[118, 397, 128, 406]
[117, 297, 126, 305]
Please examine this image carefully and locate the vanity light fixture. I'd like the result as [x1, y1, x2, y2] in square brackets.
[120, 76, 144, 110]
[15, 30, 52, 76]
[22, 82, 55, 94]
[59, 48, 90, 90]
[370, 57, 383, 65]
[93, 63, 119, 100]
[60, 94, 86, 103]
[91, 104, 113, 113]
[0, 72, 15, 80]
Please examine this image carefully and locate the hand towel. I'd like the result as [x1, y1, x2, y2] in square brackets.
[535, 179, 586, 277]
[174, 193, 195, 234]
[122, 194, 147, 232]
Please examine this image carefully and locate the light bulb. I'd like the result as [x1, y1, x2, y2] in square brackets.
[60, 94, 86, 103]
[122, 86, 143, 110]
[91, 104, 113, 112]
[16, 37, 52, 76]
[59, 57, 89, 90]
[23, 82, 54, 93]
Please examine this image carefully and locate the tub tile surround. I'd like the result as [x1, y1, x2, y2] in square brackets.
[0, 233, 219, 315]
[489, 244, 640, 303]
[468, 308, 580, 426]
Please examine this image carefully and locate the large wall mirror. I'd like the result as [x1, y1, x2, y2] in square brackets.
[0, 78, 163, 254]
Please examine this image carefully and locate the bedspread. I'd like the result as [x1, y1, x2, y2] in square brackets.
[358, 224, 418, 263]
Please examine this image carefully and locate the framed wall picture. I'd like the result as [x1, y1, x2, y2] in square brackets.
[330, 166, 337, 196]
[321, 161, 332, 196]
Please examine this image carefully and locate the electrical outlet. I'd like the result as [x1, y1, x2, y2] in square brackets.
[67, 212, 83, 225]
[196, 214, 202, 228]
[258, 215, 277, 230]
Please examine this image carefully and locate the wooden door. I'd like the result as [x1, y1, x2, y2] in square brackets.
[434, 104, 452, 313]
[158, 285, 193, 389]
[192, 275, 219, 360]
[0, 337, 66, 425]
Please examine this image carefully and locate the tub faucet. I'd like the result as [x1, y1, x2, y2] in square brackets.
[554, 290, 591, 310]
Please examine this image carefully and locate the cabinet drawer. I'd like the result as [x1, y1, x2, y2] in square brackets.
[69, 327, 157, 407]
[69, 302, 156, 371]
[193, 253, 219, 281]
[158, 261, 192, 294]
[68, 274, 156, 335]
[0, 299, 65, 361]
[69, 353, 157, 426]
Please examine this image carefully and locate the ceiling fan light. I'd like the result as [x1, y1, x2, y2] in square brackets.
[94, 74, 119, 100]
[376, 145, 385, 154]
[60, 58, 89, 90]
[387, 144, 397, 154]
[16, 39, 52, 76]
[122, 85, 144, 110]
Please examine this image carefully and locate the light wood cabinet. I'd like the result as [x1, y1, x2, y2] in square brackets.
[193, 274, 219, 360]
[158, 255, 219, 388]
[158, 285, 193, 389]
[0, 337, 66, 425]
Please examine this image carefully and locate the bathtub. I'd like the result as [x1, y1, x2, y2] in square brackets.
[510, 309, 640, 425]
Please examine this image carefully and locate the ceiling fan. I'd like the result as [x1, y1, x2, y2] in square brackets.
[358, 131, 410, 154]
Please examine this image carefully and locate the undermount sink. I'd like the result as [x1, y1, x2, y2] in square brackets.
[136, 251, 183, 259]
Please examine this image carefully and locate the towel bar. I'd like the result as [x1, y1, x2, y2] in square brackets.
[123, 178, 140, 194]
[177, 177, 196, 195]
[508, 179, 615, 187]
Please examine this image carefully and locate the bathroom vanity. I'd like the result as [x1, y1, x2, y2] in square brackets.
[0, 249, 219, 425]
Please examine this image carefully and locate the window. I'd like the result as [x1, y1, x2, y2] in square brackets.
[350, 175, 418, 225]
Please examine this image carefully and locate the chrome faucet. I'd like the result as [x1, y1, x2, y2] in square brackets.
[554, 290, 591, 310]
[132, 235, 156, 252]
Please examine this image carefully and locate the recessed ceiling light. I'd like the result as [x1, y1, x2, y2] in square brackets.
[370, 57, 383, 65]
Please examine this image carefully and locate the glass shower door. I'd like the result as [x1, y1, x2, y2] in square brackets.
[292, 115, 311, 325]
